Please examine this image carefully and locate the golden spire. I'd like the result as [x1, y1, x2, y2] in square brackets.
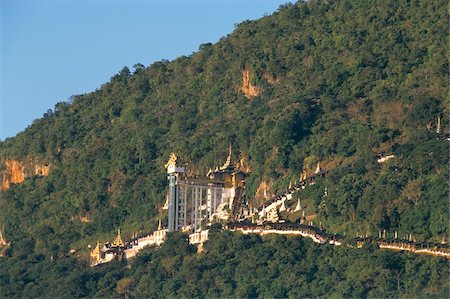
[165, 153, 181, 169]
[90, 241, 102, 264]
[93, 241, 101, 254]
[112, 227, 124, 247]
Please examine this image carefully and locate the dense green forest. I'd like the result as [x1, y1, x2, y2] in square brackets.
[0, 0, 448, 297]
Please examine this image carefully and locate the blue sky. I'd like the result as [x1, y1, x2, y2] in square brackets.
[0, 0, 289, 140]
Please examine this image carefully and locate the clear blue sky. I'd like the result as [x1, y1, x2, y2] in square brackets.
[0, 0, 290, 141]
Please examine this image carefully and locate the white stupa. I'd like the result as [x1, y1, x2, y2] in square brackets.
[294, 199, 302, 212]
[315, 162, 321, 174]
[260, 206, 267, 218]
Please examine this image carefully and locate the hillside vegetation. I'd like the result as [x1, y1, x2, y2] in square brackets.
[1, 230, 449, 298]
[0, 0, 448, 297]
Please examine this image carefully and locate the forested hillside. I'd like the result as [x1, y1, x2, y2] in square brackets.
[1, 230, 448, 298]
[0, 0, 448, 297]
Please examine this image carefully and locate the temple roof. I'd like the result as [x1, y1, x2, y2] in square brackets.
[165, 153, 182, 169]
[218, 144, 235, 172]
[112, 227, 124, 247]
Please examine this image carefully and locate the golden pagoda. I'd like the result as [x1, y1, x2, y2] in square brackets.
[112, 227, 124, 247]
[91, 241, 101, 261]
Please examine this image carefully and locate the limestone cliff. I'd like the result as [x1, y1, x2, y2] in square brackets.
[241, 69, 262, 99]
[254, 179, 274, 202]
[0, 159, 50, 191]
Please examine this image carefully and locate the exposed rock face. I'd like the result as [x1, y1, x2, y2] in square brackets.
[241, 69, 262, 99]
[236, 154, 251, 173]
[0, 159, 50, 191]
[254, 180, 274, 202]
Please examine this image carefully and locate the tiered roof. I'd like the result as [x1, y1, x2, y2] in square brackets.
[112, 227, 124, 247]
[165, 153, 183, 169]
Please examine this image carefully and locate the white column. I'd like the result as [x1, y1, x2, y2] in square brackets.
[175, 183, 179, 230]
[207, 185, 212, 219]
[213, 187, 217, 215]
[191, 187, 195, 230]
[194, 186, 198, 232]
[184, 186, 188, 227]
[198, 187, 202, 230]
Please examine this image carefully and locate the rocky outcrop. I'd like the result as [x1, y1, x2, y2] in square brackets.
[0, 159, 50, 191]
[254, 180, 274, 202]
[236, 154, 251, 173]
[241, 69, 263, 99]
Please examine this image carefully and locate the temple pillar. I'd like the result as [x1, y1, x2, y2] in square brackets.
[165, 153, 185, 232]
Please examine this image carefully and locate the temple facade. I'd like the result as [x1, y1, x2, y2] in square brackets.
[90, 226, 167, 266]
[165, 146, 247, 233]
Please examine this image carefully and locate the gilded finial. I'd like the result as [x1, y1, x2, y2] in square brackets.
[112, 227, 124, 247]
[165, 153, 185, 174]
[165, 153, 180, 168]
[90, 240, 102, 264]
[93, 241, 101, 253]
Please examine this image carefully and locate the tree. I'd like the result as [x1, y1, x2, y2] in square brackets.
[116, 277, 135, 299]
